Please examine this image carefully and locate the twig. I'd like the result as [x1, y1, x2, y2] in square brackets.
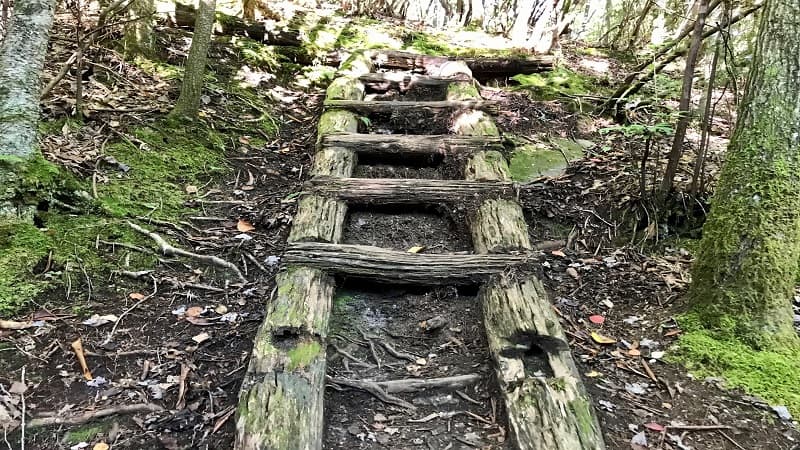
[327, 376, 416, 410]
[127, 221, 247, 283]
[666, 424, 733, 431]
[27, 403, 163, 427]
[718, 430, 746, 450]
[19, 367, 25, 450]
[103, 276, 157, 345]
[40, 53, 77, 99]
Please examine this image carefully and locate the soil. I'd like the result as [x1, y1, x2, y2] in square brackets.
[324, 283, 508, 449]
[343, 205, 472, 253]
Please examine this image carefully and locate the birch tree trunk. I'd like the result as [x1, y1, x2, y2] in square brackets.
[688, 0, 800, 347]
[171, 0, 215, 118]
[0, 0, 57, 222]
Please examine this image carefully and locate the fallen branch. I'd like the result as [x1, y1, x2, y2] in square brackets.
[376, 374, 481, 393]
[326, 376, 416, 410]
[127, 221, 247, 283]
[27, 403, 163, 427]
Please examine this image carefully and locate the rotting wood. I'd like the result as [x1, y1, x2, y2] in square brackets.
[317, 110, 360, 136]
[326, 76, 365, 101]
[452, 110, 501, 136]
[338, 50, 375, 78]
[359, 73, 468, 92]
[174, 2, 302, 45]
[236, 267, 334, 450]
[368, 49, 553, 77]
[471, 199, 532, 254]
[324, 99, 499, 115]
[321, 133, 504, 156]
[288, 195, 347, 244]
[311, 146, 356, 177]
[307, 177, 516, 204]
[466, 150, 511, 181]
[284, 242, 531, 284]
[375, 374, 482, 393]
[481, 275, 606, 450]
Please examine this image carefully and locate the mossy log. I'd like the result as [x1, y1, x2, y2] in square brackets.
[321, 133, 503, 156]
[324, 99, 499, 115]
[368, 49, 554, 77]
[317, 110, 360, 138]
[235, 267, 335, 450]
[174, 2, 301, 45]
[326, 76, 365, 101]
[338, 50, 375, 77]
[310, 146, 356, 177]
[288, 195, 347, 243]
[471, 199, 532, 254]
[307, 177, 515, 204]
[433, 60, 473, 79]
[284, 242, 531, 284]
[481, 275, 606, 450]
[358, 73, 467, 92]
[451, 110, 501, 136]
[466, 150, 511, 181]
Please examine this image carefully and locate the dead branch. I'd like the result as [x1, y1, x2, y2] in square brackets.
[326, 376, 416, 410]
[27, 403, 163, 427]
[127, 221, 247, 283]
[376, 374, 482, 393]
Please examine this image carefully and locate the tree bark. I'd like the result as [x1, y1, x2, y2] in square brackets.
[0, 0, 57, 159]
[306, 177, 515, 204]
[170, 0, 215, 118]
[173, 2, 302, 46]
[660, 0, 709, 194]
[320, 134, 504, 157]
[688, 0, 800, 346]
[0, 0, 57, 221]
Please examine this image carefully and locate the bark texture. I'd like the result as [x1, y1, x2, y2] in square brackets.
[482, 275, 606, 449]
[171, 0, 216, 118]
[0, 0, 57, 159]
[320, 134, 504, 156]
[307, 177, 515, 204]
[688, 0, 800, 345]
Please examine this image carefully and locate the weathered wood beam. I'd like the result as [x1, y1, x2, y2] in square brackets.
[368, 49, 554, 77]
[306, 177, 516, 204]
[471, 199, 532, 254]
[235, 267, 335, 450]
[481, 275, 606, 449]
[320, 133, 504, 156]
[359, 73, 468, 92]
[324, 99, 499, 115]
[284, 242, 532, 284]
[173, 2, 301, 46]
[288, 195, 347, 243]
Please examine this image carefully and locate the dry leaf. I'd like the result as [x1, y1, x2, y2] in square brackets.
[192, 332, 211, 344]
[566, 267, 580, 279]
[185, 306, 204, 317]
[588, 315, 605, 325]
[237, 219, 255, 232]
[185, 185, 198, 195]
[93, 443, 110, 450]
[407, 246, 426, 254]
[71, 338, 93, 380]
[129, 292, 145, 300]
[584, 371, 601, 378]
[551, 250, 566, 257]
[664, 329, 682, 337]
[628, 348, 641, 357]
[590, 332, 616, 345]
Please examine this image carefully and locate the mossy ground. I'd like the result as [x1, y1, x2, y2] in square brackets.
[0, 118, 243, 315]
[670, 320, 800, 417]
[512, 67, 606, 100]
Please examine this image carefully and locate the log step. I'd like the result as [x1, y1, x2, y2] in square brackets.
[320, 133, 504, 156]
[284, 242, 532, 284]
[359, 72, 470, 91]
[324, 99, 499, 115]
[307, 177, 516, 204]
[367, 49, 554, 77]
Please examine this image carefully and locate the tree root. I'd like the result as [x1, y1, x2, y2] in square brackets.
[127, 221, 248, 283]
[326, 376, 416, 411]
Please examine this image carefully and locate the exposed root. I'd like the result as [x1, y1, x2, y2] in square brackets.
[326, 376, 416, 411]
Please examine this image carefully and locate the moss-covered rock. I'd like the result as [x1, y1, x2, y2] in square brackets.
[508, 141, 584, 182]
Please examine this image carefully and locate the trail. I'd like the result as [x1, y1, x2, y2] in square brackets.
[234, 49, 605, 450]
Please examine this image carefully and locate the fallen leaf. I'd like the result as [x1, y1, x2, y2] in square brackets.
[551, 250, 566, 257]
[238, 135, 251, 144]
[588, 315, 605, 325]
[185, 185, 198, 195]
[585, 371, 601, 378]
[644, 422, 665, 432]
[82, 314, 119, 327]
[93, 443, 110, 450]
[664, 329, 682, 337]
[192, 332, 211, 344]
[591, 332, 616, 344]
[8, 381, 27, 395]
[129, 292, 145, 300]
[627, 349, 641, 357]
[566, 267, 580, 279]
[407, 245, 426, 254]
[215, 305, 228, 315]
[237, 219, 255, 232]
[185, 306, 204, 317]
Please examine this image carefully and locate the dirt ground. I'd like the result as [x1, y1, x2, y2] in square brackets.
[2, 13, 799, 450]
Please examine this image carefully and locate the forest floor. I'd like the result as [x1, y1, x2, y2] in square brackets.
[1, 4, 799, 450]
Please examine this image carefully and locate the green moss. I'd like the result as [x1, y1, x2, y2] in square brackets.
[447, 82, 480, 101]
[508, 142, 583, 182]
[232, 37, 281, 70]
[404, 31, 454, 55]
[64, 423, 108, 444]
[512, 67, 603, 100]
[134, 57, 181, 80]
[0, 223, 52, 314]
[670, 325, 800, 416]
[286, 341, 321, 371]
[569, 397, 598, 440]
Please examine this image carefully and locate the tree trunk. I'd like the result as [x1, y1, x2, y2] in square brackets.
[123, 0, 156, 56]
[0, 0, 57, 221]
[509, 0, 536, 45]
[170, 0, 215, 118]
[660, 0, 709, 195]
[687, 0, 800, 347]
